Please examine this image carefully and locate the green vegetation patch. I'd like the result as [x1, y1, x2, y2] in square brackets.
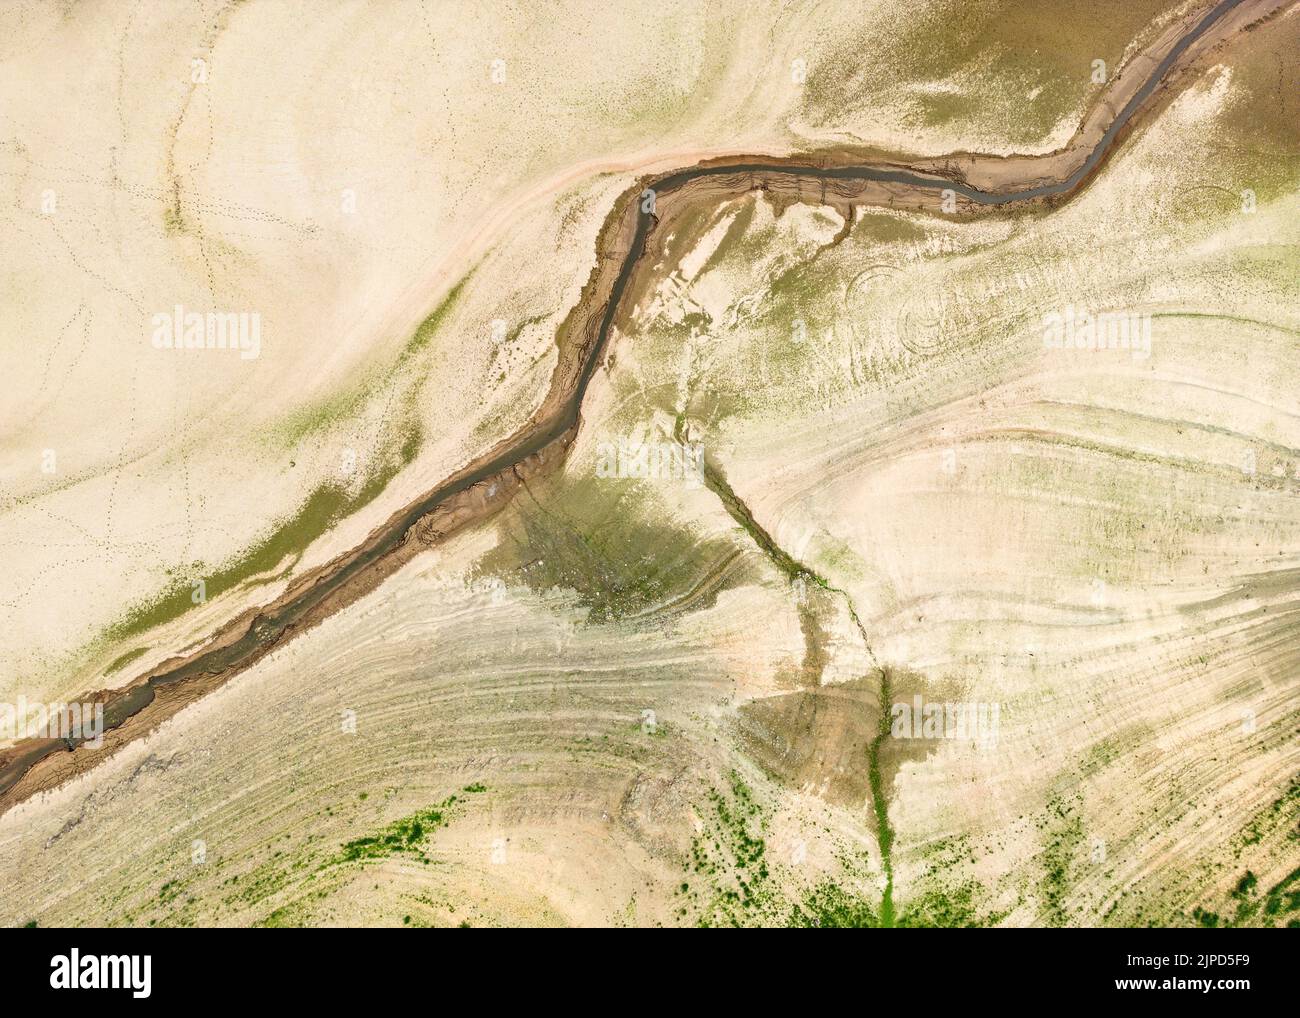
[1193, 864, 1300, 929]
[1037, 794, 1085, 927]
[677, 772, 781, 927]
[788, 880, 879, 928]
[322, 784, 487, 869]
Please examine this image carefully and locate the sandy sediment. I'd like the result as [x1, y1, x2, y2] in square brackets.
[0, 0, 1283, 818]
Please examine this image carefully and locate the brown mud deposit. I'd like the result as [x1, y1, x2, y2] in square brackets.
[737, 670, 964, 810]
[0, 0, 1283, 818]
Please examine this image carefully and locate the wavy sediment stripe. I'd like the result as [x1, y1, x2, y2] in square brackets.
[0, 0, 1283, 816]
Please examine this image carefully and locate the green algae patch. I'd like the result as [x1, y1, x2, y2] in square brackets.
[694, 197, 760, 280]
[106, 484, 347, 644]
[321, 784, 487, 870]
[864, 668, 904, 927]
[104, 416, 421, 646]
[274, 383, 377, 449]
[104, 645, 149, 676]
[162, 203, 185, 237]
[398, 270, 475, 367]
[478, 471, 748, 624]
[1213, 9, 1300, 202]
[801, 0, 1177, 148]
[270, 270, 476, 452]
